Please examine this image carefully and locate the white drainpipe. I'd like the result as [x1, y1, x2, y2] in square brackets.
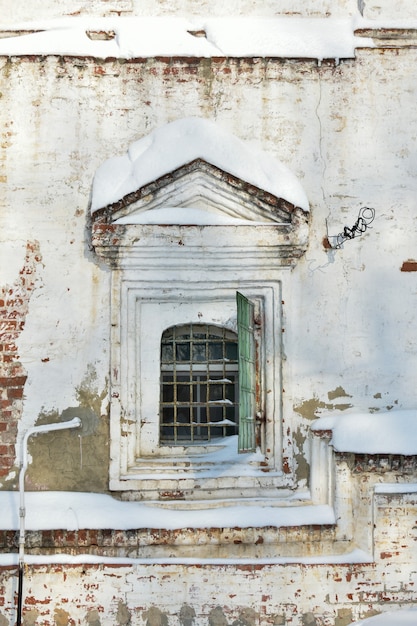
[18, 417, 82, 568]
[17, 417, 82, 626]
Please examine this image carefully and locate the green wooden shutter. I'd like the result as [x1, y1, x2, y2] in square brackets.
[236, 291, 256, 452]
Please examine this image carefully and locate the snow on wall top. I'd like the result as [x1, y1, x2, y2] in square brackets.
[312, 409, 417, 455]
[0, 491, 335, 532]
[0, 16, 376, 60]
[91, 117, 310, 213]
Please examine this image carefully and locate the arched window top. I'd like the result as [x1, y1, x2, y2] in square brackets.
[161, 323, 238, 363]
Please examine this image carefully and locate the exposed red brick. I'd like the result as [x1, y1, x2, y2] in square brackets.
[25, 595, 52, 605]
[380, 551, 394, 559]
[0, 241, 41, 478]
[401, 259, 417, 272]
[0, 376, 27, 387]
[7, 386, 24, 400]
[282, 457, 291, 474]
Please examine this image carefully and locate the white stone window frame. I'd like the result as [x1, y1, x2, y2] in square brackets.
[94, 218, 309, 500]
[91, 119, 309, 500]
[96, 220, 309, 500]
[111, 278, 280, 494]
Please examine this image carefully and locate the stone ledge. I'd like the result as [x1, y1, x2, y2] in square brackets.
[0, 525, 357, 559]
[338, 453, 417, 474]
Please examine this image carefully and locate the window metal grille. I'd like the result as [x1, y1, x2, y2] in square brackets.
[160, 324, 239, 444]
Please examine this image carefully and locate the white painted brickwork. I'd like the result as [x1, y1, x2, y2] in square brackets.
[1, 1, 417, 624]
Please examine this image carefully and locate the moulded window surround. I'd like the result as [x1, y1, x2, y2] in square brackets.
[118, 283, 274, 458]
[91, 120, 309, 500]
[97, 226, 307, 499]
[104, 269, 298, 500]
[97, 224, 308, 500]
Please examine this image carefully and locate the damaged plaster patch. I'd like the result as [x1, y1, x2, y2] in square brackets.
[0, 240, 42, 374]
[116, 601, 131, 626]
[86, 609, 101, 626]
[75, 363, 108, 416]
[369, 396, 398, 413]
[233, 607, 258, 626]
[144, 607, 168, 626]
[61, 405, 98, 436]
[294, 394, 353, 420]
[335, 608, 354, 626]
[179, 605, 196, 626]
[400, 259, 417, 272]
[54, 608, 71, 626]
[26, 365, 109, 492]
[327, 386, 352, 401]
[208, 607, 228, 626]
[22, 609, 40, 626]
[294, 427, 310, 484]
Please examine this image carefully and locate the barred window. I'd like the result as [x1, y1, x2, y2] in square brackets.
[160, 324, 239, 444]
[160, 293, 257, 451]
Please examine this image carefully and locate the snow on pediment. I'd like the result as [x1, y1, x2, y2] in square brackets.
[114, 206, 267, 226]
[108, 158, 302, 225]
[91, 117, 309, 225]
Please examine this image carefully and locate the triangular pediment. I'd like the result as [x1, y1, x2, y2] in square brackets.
[106, 159, 298, 225]
[91, 118, 309, 263]
[91, 117, 309, 227]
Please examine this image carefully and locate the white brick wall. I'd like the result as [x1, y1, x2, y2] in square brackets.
[1, 5, 417, 623]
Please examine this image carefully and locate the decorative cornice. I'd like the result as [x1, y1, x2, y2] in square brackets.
[91, 158, 309, 268]
[92, 159, 302, 225]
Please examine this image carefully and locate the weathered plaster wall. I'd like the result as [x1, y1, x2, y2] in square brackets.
[2, 452, 417, 624]
[0, 242, 42, 484]
[0, 0, 364, 23]
[1, 13, 417, 622]
[0, 553, 416, 626]
[1, 46, 417, 487]
[1, 0, 417, 22]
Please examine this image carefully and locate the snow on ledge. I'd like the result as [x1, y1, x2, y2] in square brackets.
[312, 409, 417, 455]
[0, 16, 376, 61]
[91, 117, 309, 213]
[374, 483, 417, 494]
[0, 491, 335, 532]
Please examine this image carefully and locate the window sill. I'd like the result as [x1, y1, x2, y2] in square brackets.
[134, 435, 266, 469]
[113, 435, 293, 498]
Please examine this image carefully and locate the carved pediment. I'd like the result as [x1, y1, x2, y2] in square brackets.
[96, 159, 300, 226]
[90, 118, 309, 265]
